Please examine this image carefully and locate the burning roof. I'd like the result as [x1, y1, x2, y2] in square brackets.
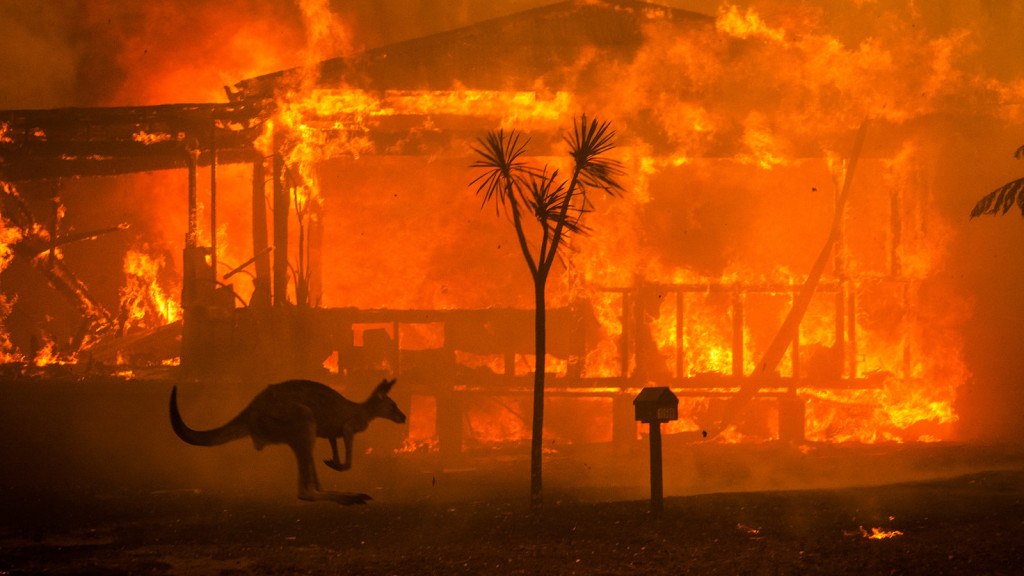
[0, 103, 264, 181]
[230, 1, 710, 97]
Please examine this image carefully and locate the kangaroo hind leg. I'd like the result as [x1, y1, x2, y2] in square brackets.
[288, 418, 370, 505]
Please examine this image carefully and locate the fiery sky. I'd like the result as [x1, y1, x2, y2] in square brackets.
[2, 1, 1020, 108]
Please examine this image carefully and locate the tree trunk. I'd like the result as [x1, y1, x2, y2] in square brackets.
[530, 274, 546, 509]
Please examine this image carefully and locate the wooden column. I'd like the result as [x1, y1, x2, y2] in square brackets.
[846, 287, 857, 378]
[835, 286, 846, 378]
[620, 292, 631, 378]
[209, 122, 217, 276]
[308, 205, 323, 306]
[791, 302, 800, 384]
[186, 143, 199, 249]
[732, 291, 744, 377]
[675, 291, 685, 379]
[272, 129, 288, 306]
[251, 155, 271, 283]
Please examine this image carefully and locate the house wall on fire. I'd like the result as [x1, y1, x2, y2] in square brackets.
[3, 0, 1000, 447]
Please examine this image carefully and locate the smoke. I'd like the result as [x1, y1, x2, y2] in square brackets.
[0, 0, 309, 108]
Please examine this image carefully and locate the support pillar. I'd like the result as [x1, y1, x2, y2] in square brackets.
[675, 291, 686, 379]
[251, 154, 271, 306]
[272, 130, 288, 307]
[732, 291, 744, 377]
[209, 121, 217, 276]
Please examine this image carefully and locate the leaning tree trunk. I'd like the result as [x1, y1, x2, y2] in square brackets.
[530, 273, 547, 509]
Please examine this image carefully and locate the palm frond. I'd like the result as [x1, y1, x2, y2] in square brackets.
[971, 177, 1024, 218]
[566, 115, 625, 196]
[524, 168, 591, 236]
[578, 156, 626, 197]
[470, 129, 534, 211]
[567, 115, 618, 161]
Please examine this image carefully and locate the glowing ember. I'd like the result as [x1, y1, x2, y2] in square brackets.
[131, 131, 174, 145]
[737, 523, 761, 535]
[861, 526, 904, 539]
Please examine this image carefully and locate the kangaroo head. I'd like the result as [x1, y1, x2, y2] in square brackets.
[370, 378, 406, 424]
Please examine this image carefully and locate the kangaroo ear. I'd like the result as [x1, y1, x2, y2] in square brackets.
[377, 378, 396, 394]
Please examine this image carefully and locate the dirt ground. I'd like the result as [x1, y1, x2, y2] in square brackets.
[2, 376, 1023, 575]
[2, 469, 1024, 575]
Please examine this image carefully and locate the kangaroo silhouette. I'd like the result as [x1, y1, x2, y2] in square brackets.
[170, 378, 406, 504]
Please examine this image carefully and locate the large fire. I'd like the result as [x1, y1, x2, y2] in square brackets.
[2, 0, 1022, 451]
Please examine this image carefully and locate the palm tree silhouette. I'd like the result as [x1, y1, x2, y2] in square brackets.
[471, 116, 623, 508]
[971, 145, 1024, 218]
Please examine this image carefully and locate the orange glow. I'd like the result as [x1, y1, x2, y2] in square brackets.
[322, 350, 339, 373]
[465, 396, 530, 448]
[398, 395, 439, 453]
[455, 351, 506, 375]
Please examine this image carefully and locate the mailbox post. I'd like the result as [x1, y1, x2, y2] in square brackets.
[633, 387, 679, 517]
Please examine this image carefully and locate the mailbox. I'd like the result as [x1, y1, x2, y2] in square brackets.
[633, 387, 679, 424]
[634, 386, 678, 518]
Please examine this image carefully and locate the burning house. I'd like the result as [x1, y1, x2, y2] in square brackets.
[1, 0, 1021, 457]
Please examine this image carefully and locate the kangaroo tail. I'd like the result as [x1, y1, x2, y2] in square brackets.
[170, 386, 250, 447]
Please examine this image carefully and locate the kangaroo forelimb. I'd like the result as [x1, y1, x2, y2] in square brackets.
[323, 435, 353, 471]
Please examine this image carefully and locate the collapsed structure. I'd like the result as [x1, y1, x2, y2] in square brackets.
[2, 0, 994, 455]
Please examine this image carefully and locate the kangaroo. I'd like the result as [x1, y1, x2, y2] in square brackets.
[170, 378, 406, 504]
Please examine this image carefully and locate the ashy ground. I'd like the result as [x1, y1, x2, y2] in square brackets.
[2, 469, 1024, 575]
[1, 376, 1022, 575]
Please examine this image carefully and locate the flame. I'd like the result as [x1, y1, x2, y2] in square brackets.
[385, 89, 572, 130]
[736, 112, 791, 170]
[119, 246, 182, 331]
[0, 186, 25, 363]
[296, 0, 351, 66]
[0, 221, 23, 271]
[716, 4, 787, 42]
[0, 295, 18, 364]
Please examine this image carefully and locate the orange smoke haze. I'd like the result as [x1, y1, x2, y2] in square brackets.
[1, 0, 307, 108]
